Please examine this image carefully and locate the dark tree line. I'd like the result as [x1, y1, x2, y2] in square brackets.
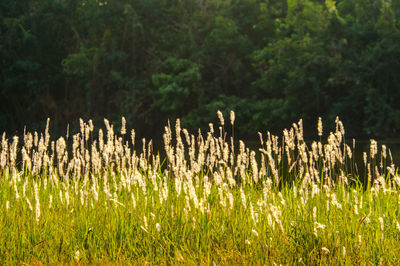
[1, 0, 400, 139]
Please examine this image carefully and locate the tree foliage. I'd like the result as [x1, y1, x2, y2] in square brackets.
[1, 0, 400, 138]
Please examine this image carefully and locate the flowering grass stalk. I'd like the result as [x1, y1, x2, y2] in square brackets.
[0, 113, 400, 264]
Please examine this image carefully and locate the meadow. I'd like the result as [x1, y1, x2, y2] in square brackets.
[1, 112, 400, 264]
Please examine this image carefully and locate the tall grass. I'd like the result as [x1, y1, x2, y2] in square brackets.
[1, 113, 400, 264]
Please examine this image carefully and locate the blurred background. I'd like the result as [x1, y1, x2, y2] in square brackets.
[1, 0, 400, 141]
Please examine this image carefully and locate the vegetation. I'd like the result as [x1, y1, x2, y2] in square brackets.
[1, 0, 400, 137]
[1, 113, 400, 264]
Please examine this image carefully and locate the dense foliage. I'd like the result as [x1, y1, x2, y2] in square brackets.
[1, 0, 400, 138]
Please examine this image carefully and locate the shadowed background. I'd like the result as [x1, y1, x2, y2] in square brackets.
[1, 0, 400, 141]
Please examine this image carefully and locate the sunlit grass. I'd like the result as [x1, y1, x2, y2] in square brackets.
[1, 113, 400, 264]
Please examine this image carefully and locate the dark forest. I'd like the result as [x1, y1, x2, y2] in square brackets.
[1, 0, 400, 139]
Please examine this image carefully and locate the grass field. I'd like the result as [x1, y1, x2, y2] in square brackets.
[1, 113, 400, 264]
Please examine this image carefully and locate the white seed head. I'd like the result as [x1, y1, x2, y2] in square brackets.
[379, 217, 384, 231]
[317, 117, 323, 136]
[313, 206, 317, 220]
[34, 181, 40, 224]
[49, 195, 53, 209]
[75, 250, 80, 261]
[321, 247, 330, 254]
[370, 140, 377, 159]
[121, 117, 126, 135]
[88, 119, 94, 131]
[230, 110, 235, 126]
[217, 110, 224, 126]
[363, 152, 367, 165]
[156, 223, 161, 232]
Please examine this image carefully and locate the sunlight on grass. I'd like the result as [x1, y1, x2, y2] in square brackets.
[1, 112, 400, 264]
